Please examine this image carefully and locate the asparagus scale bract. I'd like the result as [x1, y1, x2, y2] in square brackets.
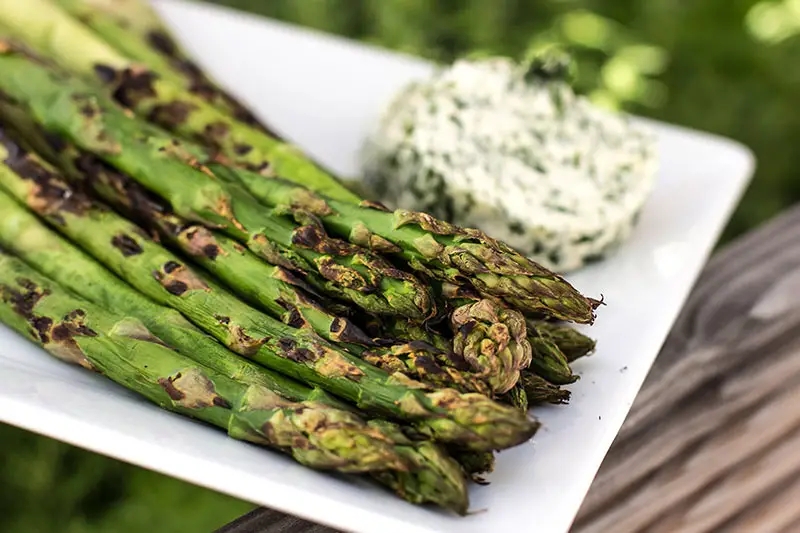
[0, 198, 469, 512]
[222, 166, 602, 324]
[0, 45, 434, 320]
[0, 0, 359, 203]
[0, 251, 412, 474]
[0, 139, 539, 452]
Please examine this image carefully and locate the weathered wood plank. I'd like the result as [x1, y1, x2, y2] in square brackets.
[650, 424, 800, 533]
[218, 205, 800, 533]
[572, 205, 800, 532]
[217, 508, 333, 533]
[728, 474, 800, 533]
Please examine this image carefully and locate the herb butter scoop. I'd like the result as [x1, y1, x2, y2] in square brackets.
[361, 51, 659, 273]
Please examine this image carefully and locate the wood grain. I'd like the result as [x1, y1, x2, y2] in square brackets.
[217, 206, 800, 533]
[572, 205, 800, 533]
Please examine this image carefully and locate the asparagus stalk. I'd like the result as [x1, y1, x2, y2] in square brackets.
[528, 320, 597, 363]
[450, 300, 533, 394]
[220, 173, 436, 321]
[0, 47, 434, 320]
[0, 46, 237, 230]
[1, 111, 496, 400]
[53, 0, 280, 137]
[0, 203, 469, 512]
[369, 294, 584, 393]
[220, 164, 603, 324]
[0, 145, 538, 452]
[434, 282, 585, 386]
[87, 172, 375, 347]
[6, 115, 377, 347]
[0, 250, 413, 475]
[369, 305, 579, 399]
[368, 314, 496, 378]
[0, 185, 343, 404]
[367, 420, 468, 512]
[527, 336, 577, 386]
[0, 0, 359, 203]
[0, 115, 490, 394]
[519, 373, 571, 405]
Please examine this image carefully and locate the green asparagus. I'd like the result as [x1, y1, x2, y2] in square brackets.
[0, 0, 611, 512]
[527, 336, 577, 386]
[373, 307, 579, 398]
[220, 164, 603, 323]
[0, 251, 413, 474]
[0, 143, 538, 452]
[0, 115, 494, 396]
[368, 420, 468, 512]
[375, 318, 491, 383]
[0, 0, 359, 202]
[6, 115, 378, 346]
[2, 115, 503, 402]
[529, 321, 597, 363]
[219, 172, 436, 320]
[0, 201, 470, 511]
[0, 46, 434, 319]
[426, 283, 586, 387]
[519, 373, 571, 405]
[450, 299, 532, 394]
[53, 0, 280, 136]
[0, 188, 330, 402]
[356, 340, 491, 395]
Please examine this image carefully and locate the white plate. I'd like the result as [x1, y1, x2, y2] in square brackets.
[0, 1, 755, 532]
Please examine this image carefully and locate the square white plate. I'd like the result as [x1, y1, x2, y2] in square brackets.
[0, 1, 755, 532]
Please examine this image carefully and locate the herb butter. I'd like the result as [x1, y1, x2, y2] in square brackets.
[360, 55, 659, 272]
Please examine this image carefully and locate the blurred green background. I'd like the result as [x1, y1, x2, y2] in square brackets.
[3, 0, 799, 531]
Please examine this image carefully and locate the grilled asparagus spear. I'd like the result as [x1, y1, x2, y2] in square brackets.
[0, 115, 494, 395]
[0, 251, 413, 475]
[518, 374, 571, 405]
[528, 320, 596, 363]
[0, 204, 469, 511]
[0, 143, 539, 452]
[218, 165, 602, 323]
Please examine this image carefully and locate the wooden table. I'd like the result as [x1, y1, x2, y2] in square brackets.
[217, 206, 800, 533]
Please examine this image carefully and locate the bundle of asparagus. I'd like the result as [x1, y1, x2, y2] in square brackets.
[0, 0, 600, 514]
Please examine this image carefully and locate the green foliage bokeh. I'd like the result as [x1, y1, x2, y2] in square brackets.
[3, 1, 798, 531]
